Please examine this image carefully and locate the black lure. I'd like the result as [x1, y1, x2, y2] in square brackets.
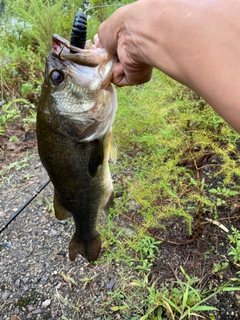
[70, 12, 87, 52]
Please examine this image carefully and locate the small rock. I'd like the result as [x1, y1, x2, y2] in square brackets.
[123, 228, 134, 237]
[28, 306, 35, 312]
[41, 276, 49, 282]
[23, 285, 29, 291]
[42, 299, 51, 308]
[14, 308, 20, 315]
[7, 241, 12, 248]
[15, 279, 21, 287]
[22, 277, 29, 284]
[6, 276, 12, 283]
[106, 280, 115, 290]
[2, 291, 10, 301]
[51, 229, 59, 236]
[32, 308, 42, 314]
[57, 250, 66, 257]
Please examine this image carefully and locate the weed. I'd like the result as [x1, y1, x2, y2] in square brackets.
[228, 227, 240, 266]
[213, 260, 229, 274]
[209, 187, 238, 198]
[15, 294, 35, 308]
[0, 98, 36, 133]
[56, 289, 80, 313]
[44, 197, 55, 216]
[209, 186, 238, 207]
[101, 266, 240, 320]
[21, 172, 34, 180]
[61, 272, 76, 290]
[9, 135, 19, 143]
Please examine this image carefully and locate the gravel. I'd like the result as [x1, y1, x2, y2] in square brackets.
[0, 151, 123, 319]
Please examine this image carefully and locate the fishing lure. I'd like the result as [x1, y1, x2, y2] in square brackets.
[70, 12, 87, 52]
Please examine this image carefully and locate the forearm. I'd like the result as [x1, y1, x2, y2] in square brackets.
[145, 0, 240, 133]
[98, 0, 240, 132]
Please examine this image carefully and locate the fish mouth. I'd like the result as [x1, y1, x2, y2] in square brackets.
[50, 34, 117, 91]
[52, 34, 117, 70]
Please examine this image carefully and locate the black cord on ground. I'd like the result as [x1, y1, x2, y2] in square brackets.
[0, 179, 51, 234]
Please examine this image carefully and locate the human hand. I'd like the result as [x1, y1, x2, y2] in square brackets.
[96, 4, 153, 87]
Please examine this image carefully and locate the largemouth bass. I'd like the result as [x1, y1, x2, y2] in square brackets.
[36, 33, 117, 262]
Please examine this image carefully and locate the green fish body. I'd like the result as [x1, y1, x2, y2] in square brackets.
[36, 34, 117, 262]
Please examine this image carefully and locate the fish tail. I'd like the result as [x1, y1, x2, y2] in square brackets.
[69, 233, 101, 262]
[54, 189, 72, 220]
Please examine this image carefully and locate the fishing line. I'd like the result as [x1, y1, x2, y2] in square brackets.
[0, 179, 51, 234]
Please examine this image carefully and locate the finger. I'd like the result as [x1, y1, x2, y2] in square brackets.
[125, 67, 153, 85]
[111, 63, 130, 87]
[98, 20, 118, 54]
[94, 34, 101, 47]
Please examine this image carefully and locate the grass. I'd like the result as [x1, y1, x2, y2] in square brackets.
[94, 71, 240, 319]
[109, 70, 239, 237]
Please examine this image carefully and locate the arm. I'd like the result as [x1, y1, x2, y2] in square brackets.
[98, 0, 240, 133]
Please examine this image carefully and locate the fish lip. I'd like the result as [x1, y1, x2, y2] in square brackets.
[52, 33, 113, 68]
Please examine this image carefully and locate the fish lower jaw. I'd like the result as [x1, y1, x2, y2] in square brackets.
[69, 232, 101, 262]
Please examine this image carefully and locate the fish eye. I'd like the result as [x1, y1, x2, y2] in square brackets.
[50, 70, 64, 85]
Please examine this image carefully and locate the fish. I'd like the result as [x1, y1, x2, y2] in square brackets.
[36, 33, 118, 262]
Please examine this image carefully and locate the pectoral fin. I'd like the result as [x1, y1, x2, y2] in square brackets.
[109, 130, 117, 163]
[104, 129, 117, 163]
[88, 139, 104, 177]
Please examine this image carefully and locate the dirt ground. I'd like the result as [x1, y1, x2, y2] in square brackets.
[0, 128, 240, 320]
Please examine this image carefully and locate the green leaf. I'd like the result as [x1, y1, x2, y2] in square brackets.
[209, 188, 218, 194]
[192, 305, 218, 311]
[222, 287, 240, 292]
[110, 305, 128, 311]
[182, 283, 189, 309]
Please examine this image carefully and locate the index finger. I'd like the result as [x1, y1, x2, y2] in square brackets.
[97, 10, 124, 54]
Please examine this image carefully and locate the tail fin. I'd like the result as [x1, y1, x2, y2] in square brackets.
[69, 233, 101, 262]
